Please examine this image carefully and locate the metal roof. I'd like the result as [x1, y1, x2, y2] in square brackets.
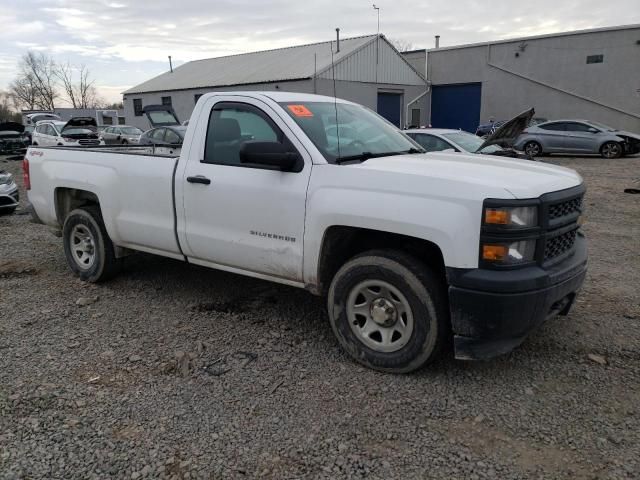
[427, 23, 640, 53]
[124, 34, 387, 94]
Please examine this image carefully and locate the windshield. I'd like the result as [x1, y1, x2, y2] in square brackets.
[585, 120, 617, 132]
[442, 131, 502, 153]
[121, 127, 142, 135]
[279, 101, 422, 163]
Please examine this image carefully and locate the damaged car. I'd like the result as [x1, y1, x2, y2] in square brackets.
[406, 108, 535, 160]
[514, 119, 640, 158]
[0, 122, 29, 155]
[32, 117, 104, 147]
[0, 170, 19, 215]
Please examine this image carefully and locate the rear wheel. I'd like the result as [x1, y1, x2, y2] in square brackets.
[327, 250, 450, 373]
[62, 206, 121, 282]
[600, 141, 622, 159]
[524, 141, 542, 157]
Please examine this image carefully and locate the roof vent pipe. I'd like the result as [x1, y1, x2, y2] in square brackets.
[168, 55, 173, 73]
[336, 28, 340, 53]
[435, 35, 440, 48]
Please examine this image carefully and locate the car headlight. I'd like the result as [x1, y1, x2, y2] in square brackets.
[481, 239, 537, 265]
[0, 172, 14, 185]
[484, 205, 538, 228]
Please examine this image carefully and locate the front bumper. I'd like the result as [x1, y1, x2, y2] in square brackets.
[447, 233, 587, 360]
[0, 183, 19, 210]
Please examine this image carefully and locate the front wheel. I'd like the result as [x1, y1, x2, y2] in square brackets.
[327, 250, 450, 373]
[524, 141, 543, 157]
[600, 141, 622, 159]
[62, 206, 121, 282]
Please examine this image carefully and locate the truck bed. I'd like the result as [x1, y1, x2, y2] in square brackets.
[27, 145, 183, 259]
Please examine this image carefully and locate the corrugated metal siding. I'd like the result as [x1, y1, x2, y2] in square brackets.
[124, 35, 377, 94]
[318, 38, 425, 86]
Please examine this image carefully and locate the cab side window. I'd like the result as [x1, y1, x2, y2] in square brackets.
[203, 102, 289, 166]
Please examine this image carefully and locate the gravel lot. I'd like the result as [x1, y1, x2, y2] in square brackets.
[1, 154, 639, 479]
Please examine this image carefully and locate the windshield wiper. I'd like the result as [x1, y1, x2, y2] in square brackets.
[335, 148, 424, 164]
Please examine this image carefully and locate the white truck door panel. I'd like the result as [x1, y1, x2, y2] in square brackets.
[179, 96, 311, 282]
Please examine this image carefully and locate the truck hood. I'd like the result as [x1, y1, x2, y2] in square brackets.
[353, 152, 582, 199]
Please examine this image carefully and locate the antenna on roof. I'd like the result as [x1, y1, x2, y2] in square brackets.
[336, 28, 340, 53]
[331, 36, 341, 160]
[168, 56, 173, 73]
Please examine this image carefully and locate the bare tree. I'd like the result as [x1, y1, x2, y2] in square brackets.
[56, 63, 102, 108]
[16, 52, 58, 110]
[8, 75, 39, 110]
[0, 91, 21, 122]
[389, 38, 414, 52]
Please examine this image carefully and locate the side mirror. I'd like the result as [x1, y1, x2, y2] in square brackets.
[588, 128, 598, 134]
[239, 141, 301, 171]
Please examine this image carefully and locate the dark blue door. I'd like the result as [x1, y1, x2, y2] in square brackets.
[430, 83, 482, 133]
[377, 92, 402, 127]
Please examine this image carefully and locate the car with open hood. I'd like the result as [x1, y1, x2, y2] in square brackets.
[514, 119, 640, 158]
[406, 109, 535, 159]
[0, 122, 29, 155]
[32, 117, 105, 147]
[137, 104, 185, 154]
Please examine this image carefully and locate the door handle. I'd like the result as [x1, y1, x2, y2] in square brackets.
[186, 175, 211, 185]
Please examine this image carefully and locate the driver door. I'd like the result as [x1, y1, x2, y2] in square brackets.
[179, 97, 312, 282]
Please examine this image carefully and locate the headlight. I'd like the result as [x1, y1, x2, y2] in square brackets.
[481, 239, 536, 265]
[0, 172, 14, 185]
[484, 205, 538, 228]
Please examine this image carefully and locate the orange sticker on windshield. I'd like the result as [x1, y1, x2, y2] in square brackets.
[287, 104, 313, 117]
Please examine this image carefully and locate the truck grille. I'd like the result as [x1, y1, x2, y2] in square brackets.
[548, 197, 582, 220]
[78, 139, 100, 146]
[544, 229, 578, 260]
[541, 186, 585, 263]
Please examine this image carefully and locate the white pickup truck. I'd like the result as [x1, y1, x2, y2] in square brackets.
[25, 92, 587, 373]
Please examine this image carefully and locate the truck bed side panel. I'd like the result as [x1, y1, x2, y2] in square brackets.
[28, 148, 182, 257]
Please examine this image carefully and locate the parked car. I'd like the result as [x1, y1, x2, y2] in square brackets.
[476, 116, 548, 138]
[407, 109, 534, 159]
[0, 170, 19, 215]
[25, 92, 587, 373]
[32, 118, 105, 147]
[101, 125, 143, 145]
[515, 120, 640, 158]
[0, 122, 29, 155]
[138, 126, 186, 155]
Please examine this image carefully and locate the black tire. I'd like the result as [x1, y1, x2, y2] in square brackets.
[600, 141, 622, 159]
[327, 249, 450, 373]
[62, 206, 121, 282]
[524, 141, 543, 157]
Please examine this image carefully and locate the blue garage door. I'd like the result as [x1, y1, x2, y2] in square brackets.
[377, 92, 402, 127]
[431, 83, 482, 133]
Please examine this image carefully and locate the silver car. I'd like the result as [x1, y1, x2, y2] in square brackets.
[100, 125, 143, 145]
[514, 120, 640, 158]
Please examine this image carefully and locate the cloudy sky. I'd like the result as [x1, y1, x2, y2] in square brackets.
[1, 0, 638, 104]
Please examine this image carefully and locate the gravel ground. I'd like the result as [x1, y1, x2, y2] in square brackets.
[1, 154, 639, 479]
